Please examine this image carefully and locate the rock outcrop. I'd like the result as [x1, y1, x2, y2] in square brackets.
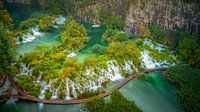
[124, 0, 200, 35]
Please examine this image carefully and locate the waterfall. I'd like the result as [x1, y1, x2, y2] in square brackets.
[141, 51, 160, 69]
[92, 24, 100, 28]
[106, 60, 123, 81]
[67, 52, 77, 58]
[17, 63, 32, 76]
[144, 39, 166, 52]
[54, 16, 66, 25]
[65, 78, 71, 100]
[51, 83, 61, 100]
[16, 26, 44, 44]
[0, 79, 10, 95]
[36, 71, 42, 83]
[69, 79, 77, 99]
[39, 80, 52, 99]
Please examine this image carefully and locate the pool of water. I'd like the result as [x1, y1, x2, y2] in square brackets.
[106, 72, 183, 112]
[16, 31, 61, 55]
[0, 101, 83, 112]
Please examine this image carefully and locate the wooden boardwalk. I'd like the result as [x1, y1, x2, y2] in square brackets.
[0, 67, 168, 104]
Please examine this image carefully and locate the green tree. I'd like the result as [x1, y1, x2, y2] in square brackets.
[91, 44, 107, 55]
[177, 38, 200, 68]
[165, 65, 200, 112]
[99, 9, 125, 30]
[0, 26, 16, 76]
[61, 20, 88, 51]
[107, 42, 141, 67]
[102, 29, 129, 43]
[39, 16, 56, 31]
[84, 92, 142, 112]
[0, 1, 14, 29]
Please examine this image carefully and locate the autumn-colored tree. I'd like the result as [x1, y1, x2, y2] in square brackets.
[39, 16, 56, 31]
[107, 42, 141, 67]
[61, 20, 88, 51]
[140, 24, 151, 38]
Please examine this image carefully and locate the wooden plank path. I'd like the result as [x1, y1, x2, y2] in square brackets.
[0, 67, 168, 104]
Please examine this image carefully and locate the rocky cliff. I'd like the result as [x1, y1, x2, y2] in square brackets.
[76, 0, 200, 35]
[124, 0, 200, 35]
[5, 0, 200, 35]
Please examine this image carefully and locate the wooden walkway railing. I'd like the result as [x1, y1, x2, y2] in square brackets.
[0, 67, 168, 104]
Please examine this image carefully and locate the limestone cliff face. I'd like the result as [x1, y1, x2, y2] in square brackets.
[125, 0, 200, 35]
[5, 0, 200, 34]
[75, 0, 200, 35]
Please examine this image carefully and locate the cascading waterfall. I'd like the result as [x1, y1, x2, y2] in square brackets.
[144, 39, 166, 52]
[16, 26, 44, 44]
[39, 80, 52, 99]
[141, 51, 160, 69]
[17, 63, 32, 76]
[51, 83, 61, 100]
[65, 78, 71, 100]
[0, 79, 10, 95]
[69, 80, 77, 99]
[106, 60, 123, 81]
[36, 71, 42, 83]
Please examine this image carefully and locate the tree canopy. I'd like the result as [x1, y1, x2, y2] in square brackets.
[165, 65, 200, 112]
[177, 38, 200, 68]
[84, 91, 142, 112]
[102, 29, 129, 43]
[0, 1, 16, 77]
[61, 19, 88, 51]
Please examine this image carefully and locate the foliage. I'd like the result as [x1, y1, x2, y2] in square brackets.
[138, 40, 175, 64]
[140, 24, 151, 38]
[39, 16, 56, 31]
[61, 19, 88, 51]
[16, 75, 41, 97]
[58, 83, 65, 99]
[45, 89, 52, 99]
[101, 80, 111, 87]
[107, 42, 141, 67]
[91, 44, 107, 55]
[165, 65, 200, 112]
[84, 91, 142, 112]
[0, 1, 14, 29]
[59, 59, 83, 80]
[21, 50, 44, 66]
[177, 38, 200, 68]
[99, 9, 125, 30]
[18, 18, 39, 30]
[0, 27, 16, 76]
[102, 29, 129, 43]
[78, 89, 104, 99]
[150, 25, 166, 44]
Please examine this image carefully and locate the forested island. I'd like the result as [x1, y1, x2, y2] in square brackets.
[0, 0, 200, 112]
